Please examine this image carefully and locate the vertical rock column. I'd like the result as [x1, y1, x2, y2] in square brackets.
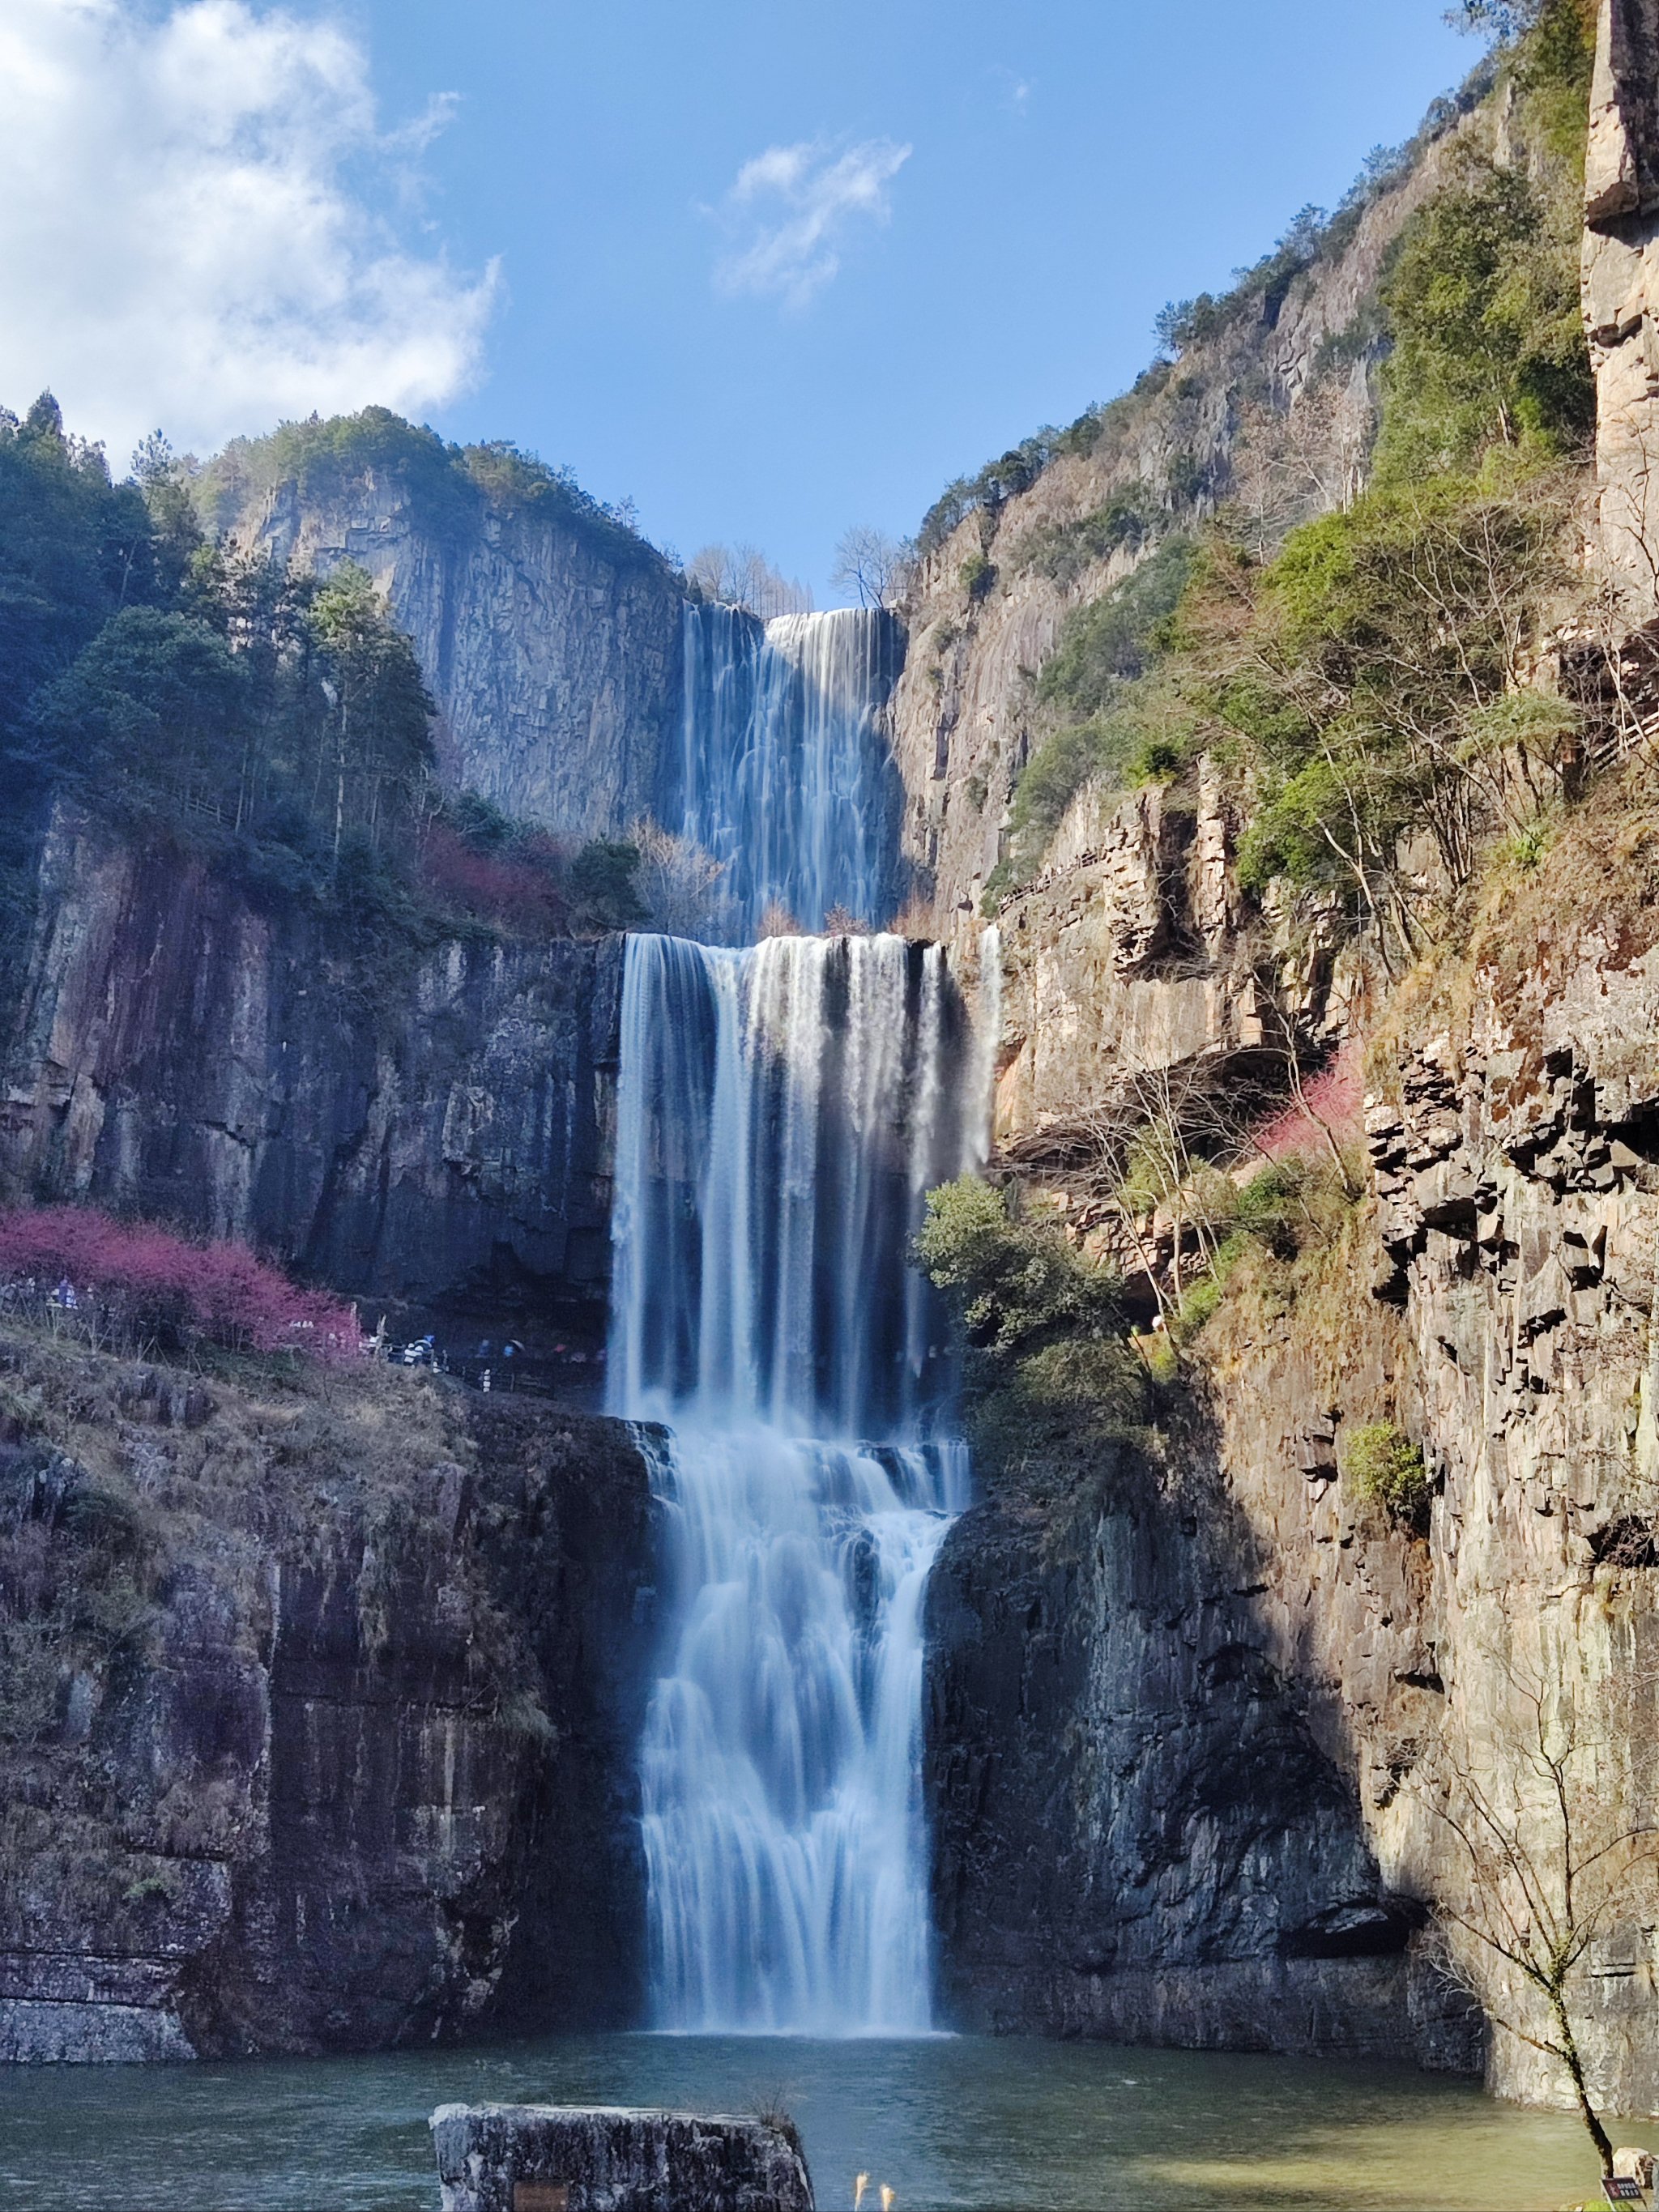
[1583, 0, 1659, 597]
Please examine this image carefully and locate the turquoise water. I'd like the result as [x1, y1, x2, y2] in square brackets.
[0, 2034, 1650, 2212]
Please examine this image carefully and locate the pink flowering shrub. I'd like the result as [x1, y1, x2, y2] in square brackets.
[1252, 1049, 1364, 1165]
[0, 1205, 364, 1362]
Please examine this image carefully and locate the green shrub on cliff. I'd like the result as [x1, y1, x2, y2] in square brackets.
[915, 1176, 1145, 1473]
[1206, 462, 1577, 927]
[1372, 151, 1592, 486]
[1015, 490, 1155, 587]
[1342, 1421, 1431, 1530]
[1036, 535, 1193, 718]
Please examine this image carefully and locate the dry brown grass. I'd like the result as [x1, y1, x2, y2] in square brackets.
[0, 1317, 472, 1739]
[1370, 749, 1659, 1097]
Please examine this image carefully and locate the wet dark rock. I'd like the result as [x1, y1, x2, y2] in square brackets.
[924, 1439, 1439, 2058]
[0, 1396, 654, 2061]
[430, 2103, 815, 2212]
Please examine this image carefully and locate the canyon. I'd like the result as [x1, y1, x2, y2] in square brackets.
[1, 0, 1657, 2136]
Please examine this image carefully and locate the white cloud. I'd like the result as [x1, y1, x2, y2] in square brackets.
[712, 137, 911, 310]
[0, 0, 497, 469]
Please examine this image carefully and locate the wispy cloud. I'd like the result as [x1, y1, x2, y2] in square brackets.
[0, 0, 497, 467]
[711, 137, 911, 310]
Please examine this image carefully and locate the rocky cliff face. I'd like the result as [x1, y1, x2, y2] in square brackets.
[987, 771, 1350, 1154]
[0, 813, 621, 1341]
[1354, 820, 1659, 2114]
[0, 1337, 655, 2061]
[925, 1428, 1472, 2063]
[1584, 0, 1659, 590]
[927, 774, 1659, 2108]
[888, 123, 1479, 946]
[916, 7, 1659, 2109]
[224, 451, 684, 837]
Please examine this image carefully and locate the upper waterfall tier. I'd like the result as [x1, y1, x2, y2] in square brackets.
[608, 930, 969, 1441]
[669, 605, 906, 938]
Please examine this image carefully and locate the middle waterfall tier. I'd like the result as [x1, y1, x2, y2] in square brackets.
[609, 930, 970, 1440]
[609, 929, 976, 2035]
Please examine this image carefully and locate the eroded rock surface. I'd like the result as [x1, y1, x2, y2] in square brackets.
[0, 814, 621, 1336]
[0, 1383, 654, 2061]
[430, 2104, 815, 2212]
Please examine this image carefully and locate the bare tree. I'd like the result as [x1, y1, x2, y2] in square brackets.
[684, 543, 812, 620]
[1415, 1649, 1658, 2174]
[1024, 1059, 1256, 1326]
[830, 526, 911, 611]
[1227, 385, 1371, 560]
[628, 817, 740, 943]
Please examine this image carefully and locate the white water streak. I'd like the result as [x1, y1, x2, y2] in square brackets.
[675, 605, 905, 936]
[609, 931, 971, 2033]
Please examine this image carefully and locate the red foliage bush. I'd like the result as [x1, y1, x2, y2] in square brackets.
[0, 1206, 364, 1361]
[419, 821, 571, 934]
[1252, 1049, 1364, 1164]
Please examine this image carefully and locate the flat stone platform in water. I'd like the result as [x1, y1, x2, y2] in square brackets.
[430, 2103, 815, 2212]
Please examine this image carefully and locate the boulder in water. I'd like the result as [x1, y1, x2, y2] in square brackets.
[429, 2103, 816, 2212]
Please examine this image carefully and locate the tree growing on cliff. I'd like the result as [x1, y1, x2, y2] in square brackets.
[306, 563, 435, 857]
[830, 526, 909, 611]
[1417, 1652, 1657, 2174]
[914, 1175, 1144, 1477]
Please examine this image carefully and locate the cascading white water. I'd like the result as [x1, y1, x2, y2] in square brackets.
[670, 605, 906, 936]
[609, 931, 972, 2033]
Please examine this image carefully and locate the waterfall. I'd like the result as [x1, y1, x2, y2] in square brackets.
[669, 605, 906, 936]
[609, 932, 973, 2033]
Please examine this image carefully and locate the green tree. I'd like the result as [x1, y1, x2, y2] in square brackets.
[567, 837, 646, 930]
[306, 564, 434, 855]
[1373, 154, 1592, 485]
[131, 430, 206, 603]
[27, 607, 246, 825]
[915, 1176, 1143, 1471]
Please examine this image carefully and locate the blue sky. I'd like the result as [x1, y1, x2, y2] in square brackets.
[360, 0, 1474, 593]
[3, 0, 1476, 599]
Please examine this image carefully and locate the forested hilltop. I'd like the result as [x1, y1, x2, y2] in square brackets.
[0, 398, 661, 1020]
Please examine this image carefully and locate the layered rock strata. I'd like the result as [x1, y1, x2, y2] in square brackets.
[0, 813, 621, 1338]
[0, 1371, 655, 2061]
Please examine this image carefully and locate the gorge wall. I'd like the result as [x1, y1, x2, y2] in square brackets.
[887, 93, 1486, 948]
[917, 0, 1659, 2116]
[208, 424, 684, 838]
[925, 791, 1659, 2109]
[0, 1348, 655, 2061]
[0, 812, 622, 1343]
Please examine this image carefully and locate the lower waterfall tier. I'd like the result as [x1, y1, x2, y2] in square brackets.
[608, 929, 972, 1440]
[640, 1426, 967, 2033]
